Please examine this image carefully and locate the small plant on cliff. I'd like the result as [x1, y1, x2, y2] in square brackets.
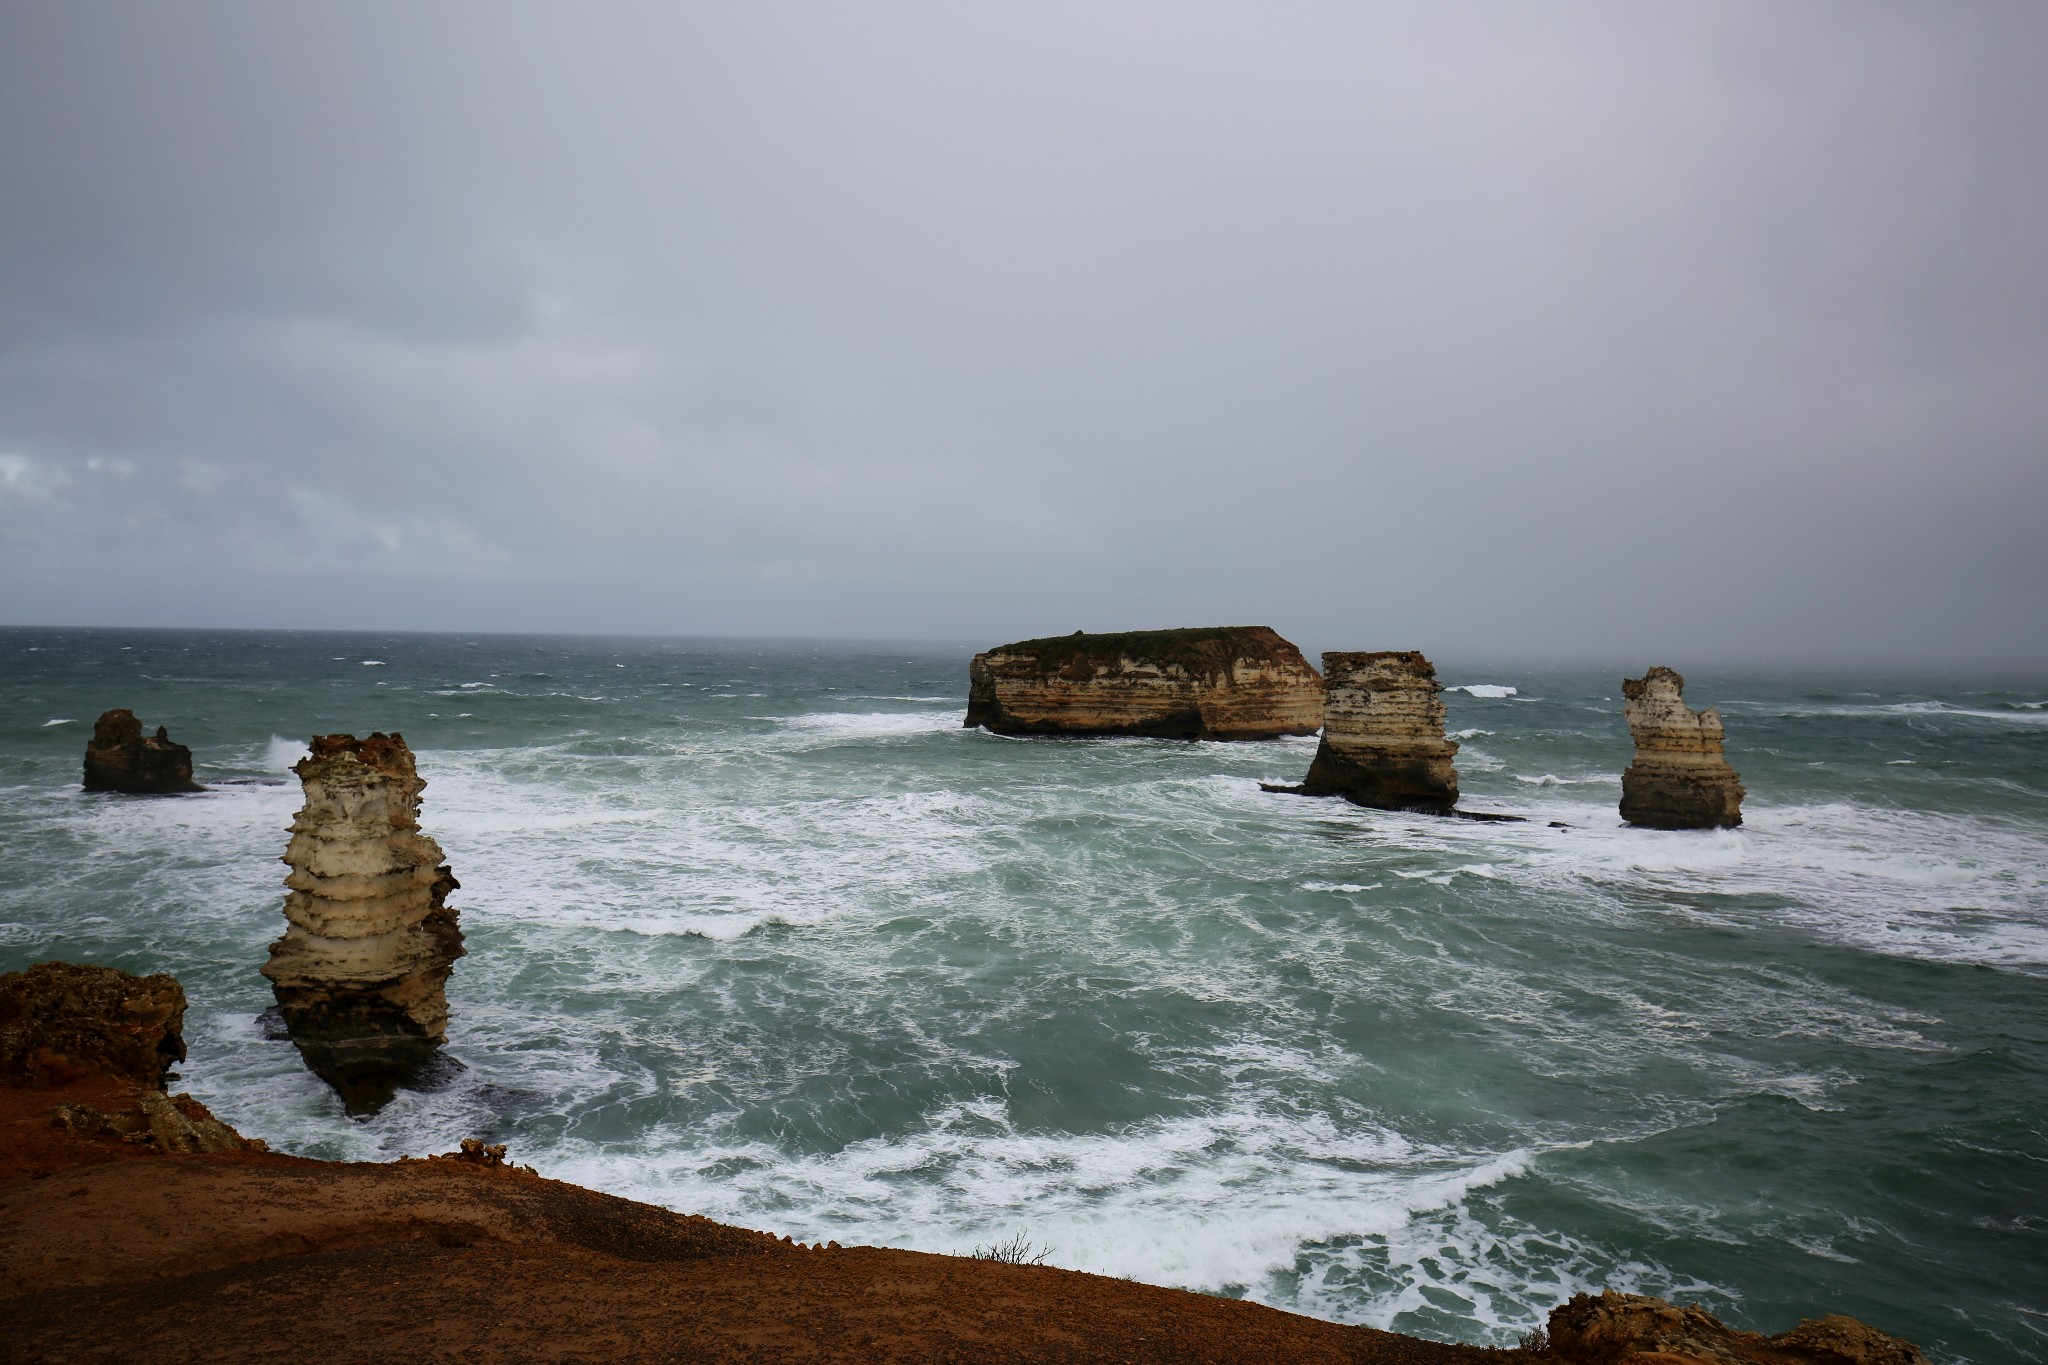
[972, 1233, 1052, 1266]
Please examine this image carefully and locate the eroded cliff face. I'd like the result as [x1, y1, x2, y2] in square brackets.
[0, 961, 188, 1089]
[964, 627, 1322, 739]
[1, 961, 258, 1157]
[1291, 651, 1461, 812]
[1620, 666, 1744, 830]
[82, 709, 200, 793]
[262, 732, 465, 1111]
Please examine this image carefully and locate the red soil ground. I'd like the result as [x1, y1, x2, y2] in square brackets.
[0, 1079, 1510, 1364]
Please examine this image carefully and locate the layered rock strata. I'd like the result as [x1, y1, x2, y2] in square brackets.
[82, 709, 200, 793]
[1281, 651, 1463, 813]
[262, 732, 464, 1111]
[964, 626, 1321, 739]
[1620, 666, 1745, 829]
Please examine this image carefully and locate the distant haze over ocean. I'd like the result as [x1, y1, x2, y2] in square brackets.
[5, 6, 2048, 660]
[4, 626, 2045, 1361]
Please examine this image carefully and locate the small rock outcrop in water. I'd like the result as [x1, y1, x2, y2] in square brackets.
[1546, 1290, 1928, 1364]
[965, 626, 1322, 739]
[1272, 651, 1464, 813]
[262, 732, 465, 1112]
[82, 709, 200, 793]
[1620, 666, 1745, 829]
[0, 961, 188, 1088]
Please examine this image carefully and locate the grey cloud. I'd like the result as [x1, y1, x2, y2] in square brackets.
[2, 1, 2044, 657]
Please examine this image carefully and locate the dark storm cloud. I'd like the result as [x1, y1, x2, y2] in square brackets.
[2, 1, 2044, 658]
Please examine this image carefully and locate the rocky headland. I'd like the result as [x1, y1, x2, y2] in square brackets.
[1619, 666, 1745, 829]
[1, 962, 264, 1160]
[1267, 651, 1480, 815]
[80, 709, 200, 794]
[261, 732, 465, 1112]
[0, 962, 1930, 1364]
[965, 626, 1322, 739]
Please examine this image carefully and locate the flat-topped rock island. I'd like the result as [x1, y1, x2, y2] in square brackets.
[965, 626, 1322, 739]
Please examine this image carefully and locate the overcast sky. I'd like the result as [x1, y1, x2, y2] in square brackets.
[1, 2, 2043, 659]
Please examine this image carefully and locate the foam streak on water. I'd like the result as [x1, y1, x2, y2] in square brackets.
[2, 632, 2045, 1363]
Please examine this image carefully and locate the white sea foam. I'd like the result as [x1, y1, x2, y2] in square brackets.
[10, 645, 2043, 1356]
[41, 718, 74, 727]
[1723, 699, 2048, 726]
[361, 659, 386, 666]
[1451, 685, 1517, 698]
[779, 711, 962, 741]
[1450, 728, 1494, 740]
[264, 735, 309, 772]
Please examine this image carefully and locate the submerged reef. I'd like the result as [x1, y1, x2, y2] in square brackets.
[262, 732, 465, 1112]
[1619, 666, 1745, 829]
[81, 708, 200, 793]
[965, 626, 1322, 739]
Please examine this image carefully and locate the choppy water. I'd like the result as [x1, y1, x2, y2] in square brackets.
[3, 627, 2045, 1362]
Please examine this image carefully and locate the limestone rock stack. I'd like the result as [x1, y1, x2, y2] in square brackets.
[1291, 651, 1460, 812]
[1619, 666, 1744, 829]
[263, 732, 464, 1110]
[82, 709, 200, 793]
[965, 627, 1322, 739]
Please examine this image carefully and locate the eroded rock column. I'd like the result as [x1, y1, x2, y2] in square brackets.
[82, 709, 200, 793]
[1295, 651, 1460, 812]
[262, 733, 464, 1111]
[1619, 666, 1744, 829]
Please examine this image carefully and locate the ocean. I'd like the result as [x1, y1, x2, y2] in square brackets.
[3, 627, 2044, 1362]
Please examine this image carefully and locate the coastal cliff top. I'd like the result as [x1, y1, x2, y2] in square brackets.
[0, 962, 1930, 1365]
[979, 626, 1317, 681]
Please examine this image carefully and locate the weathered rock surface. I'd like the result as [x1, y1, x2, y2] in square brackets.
[1620, 666, 1745, 830]
[262, 732, 465, 1111]
[1546, 1290, 1928, 1364]
[965, 626, 1322, 739]
[50, 1088, 258, 1155]
[0, 961, 188, 1089]
[1280, 651, 1463, 813]
[0, 961, 262, 1166]
[81, 708, 200, 793]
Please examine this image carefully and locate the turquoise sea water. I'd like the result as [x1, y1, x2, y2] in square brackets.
[2, 627, 2044, 1361]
